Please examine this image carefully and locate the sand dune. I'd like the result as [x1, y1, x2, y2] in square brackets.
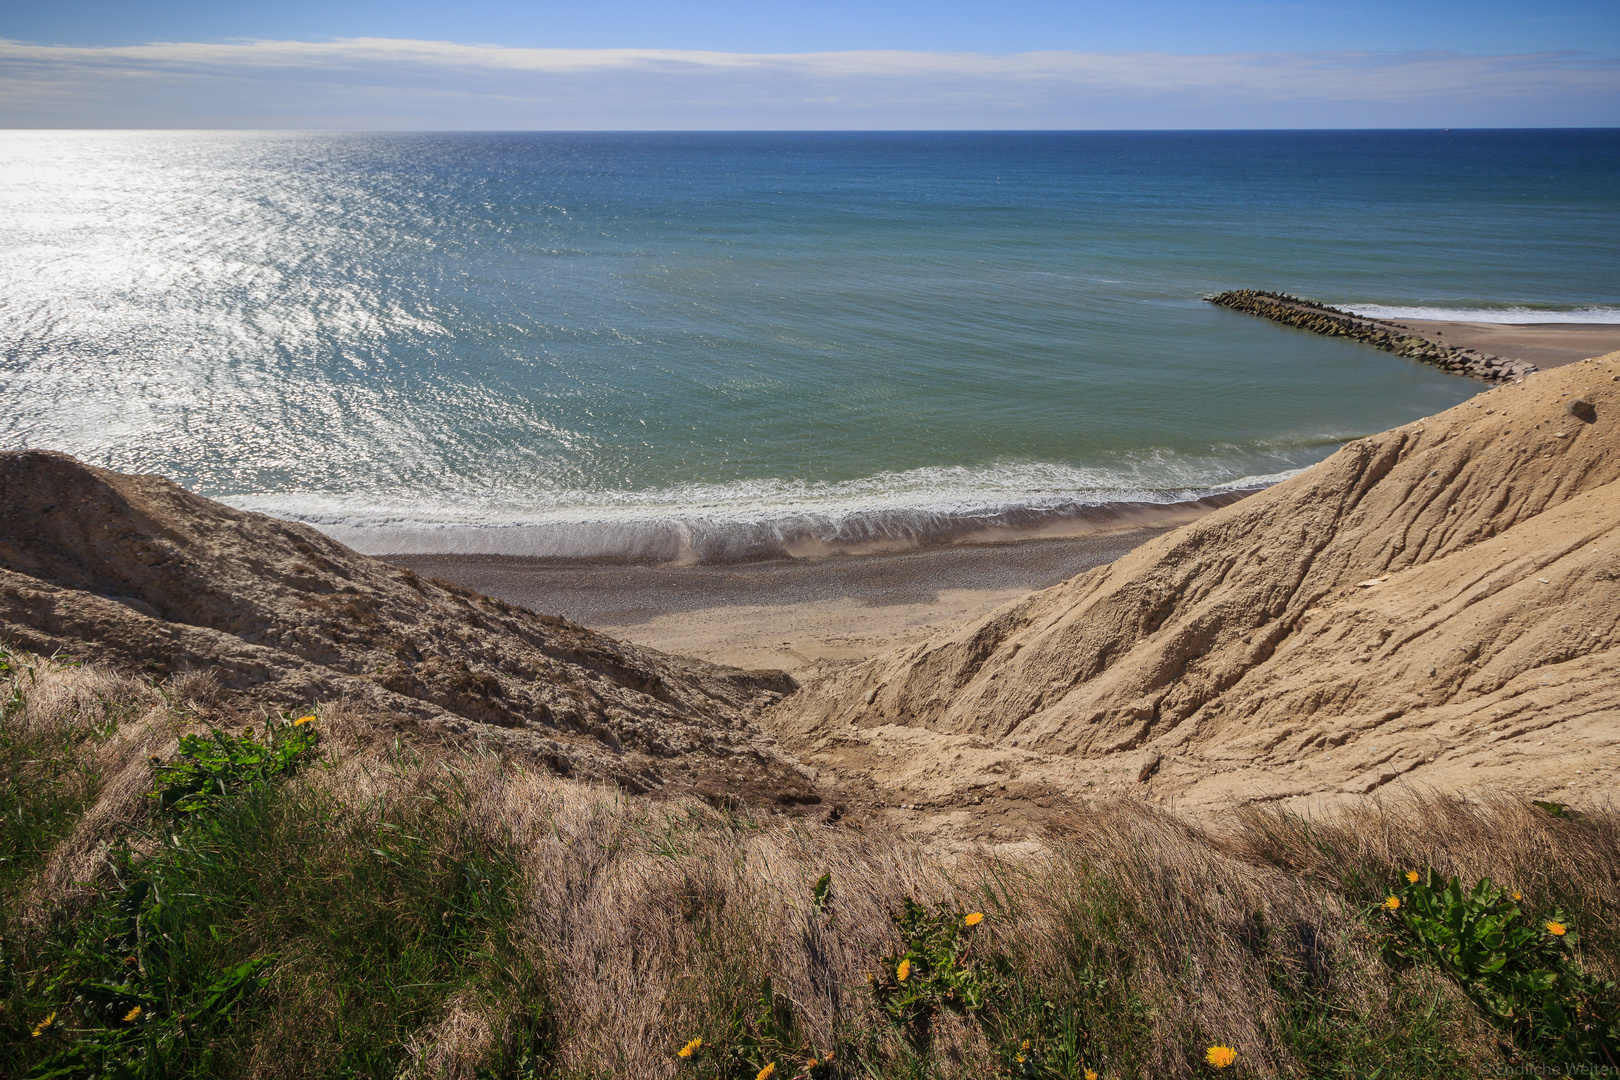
[0, 450, 812, 809]
[771, 354, 1620, 833]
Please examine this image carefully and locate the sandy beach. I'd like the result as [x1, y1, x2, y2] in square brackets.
[394, 527, 1174, 672]
[1385, 319, 1620, 368]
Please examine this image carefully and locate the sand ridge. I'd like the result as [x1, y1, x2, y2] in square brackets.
[0, 451, 815, 809]
[770, 354, 1620, 837]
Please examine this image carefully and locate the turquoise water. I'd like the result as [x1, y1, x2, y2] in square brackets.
[3, 130, 1617, 560]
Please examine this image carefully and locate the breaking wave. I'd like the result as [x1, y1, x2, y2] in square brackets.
[232, 458, 1308, 563]
[1346, 304, 1620, 325]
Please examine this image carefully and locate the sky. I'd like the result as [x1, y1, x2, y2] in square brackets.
[2, 0, 1618, 128]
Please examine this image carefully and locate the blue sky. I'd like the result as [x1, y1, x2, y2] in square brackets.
[3, 0, 1617, 128]
[7, 0, 1618, 55]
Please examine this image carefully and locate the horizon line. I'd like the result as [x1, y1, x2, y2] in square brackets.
[6, 125, 1620, 133]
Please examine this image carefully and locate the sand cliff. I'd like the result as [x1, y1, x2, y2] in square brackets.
[0, 451, 814, 809]
[770, 354, 1620, 830]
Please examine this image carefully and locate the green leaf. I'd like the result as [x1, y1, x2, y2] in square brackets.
[811, 872, 833, 917]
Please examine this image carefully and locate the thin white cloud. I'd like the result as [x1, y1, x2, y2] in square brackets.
[2, 38, 1616, 128]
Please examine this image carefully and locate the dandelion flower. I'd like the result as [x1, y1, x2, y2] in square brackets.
[31, 1011, 56, 1037]
[677, 1037, 702, 1058]
[755, 1064, 776, 1080]
[1016, 1053, 1026, 1064]
[964, 911, 984, 927]
[294, 715, 316, 726]
[1086, 1071, 1099, 1080]
[1512, 891, 1522, 902]
[1405, 871, 1420, 883]
[1205, 1045, 1238, 1068]
[123, 1005, 142, 1022]
[1547, 920, 1567, 937]
[896, 958, 911, 982]
[1383, 895, 1400, 911]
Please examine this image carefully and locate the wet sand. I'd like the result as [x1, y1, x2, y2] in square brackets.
[393, 528, 1172, 672]
[1385, 320, 1620, 369]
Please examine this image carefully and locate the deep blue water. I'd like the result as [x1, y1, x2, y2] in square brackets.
[2, 129, 1617, 559]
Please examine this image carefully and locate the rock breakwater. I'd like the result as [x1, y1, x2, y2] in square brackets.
[1207, 289, 1538, 384]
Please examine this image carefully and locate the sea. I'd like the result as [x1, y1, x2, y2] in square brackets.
[3, 129, 1617, 562]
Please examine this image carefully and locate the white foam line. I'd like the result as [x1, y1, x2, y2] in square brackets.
[227, 462, 1305, 531]
[1347, 304, 1620, 325]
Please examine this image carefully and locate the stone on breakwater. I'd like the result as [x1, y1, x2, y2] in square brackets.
[1206, 289, 1539, 385]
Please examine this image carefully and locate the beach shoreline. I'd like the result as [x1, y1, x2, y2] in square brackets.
[318, 490, 1254, 563]
[392, 526, 1177, 672]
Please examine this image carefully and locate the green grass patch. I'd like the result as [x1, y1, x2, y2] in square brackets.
[0, 706, 551, 1080]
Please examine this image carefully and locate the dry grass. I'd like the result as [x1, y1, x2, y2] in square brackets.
[4, 650, 1615, 1078]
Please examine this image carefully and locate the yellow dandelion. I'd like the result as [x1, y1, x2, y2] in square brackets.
[896, 958, 911, 982]
[1512, 891, 1522, 902]
[1086, 1071, 1099, 1080]
[1016, 1053, 1026, 1064]
[676, 1037, 702, 1058]
[964, 911, 984, 927]
[1383, 895, 1400, 911]
[123, 1005, 142, 1023]
[1405, 871, 1420, 884]
[755, 1064, 776, 1080]
[31, 1011, 56, 1037]
[294, 715, 316, 726]
[1547, 921, 1567, 937]
[1205, 1045, 1238, 1068]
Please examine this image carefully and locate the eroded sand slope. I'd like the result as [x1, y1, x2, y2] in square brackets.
[0, 451, 815, 808]
[773, 355, 1620, 826]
